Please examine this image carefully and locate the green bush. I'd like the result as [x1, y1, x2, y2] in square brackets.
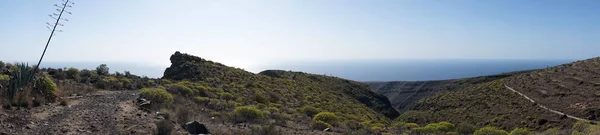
[446, 132, 459, 135]
[0, 74, 10, 81]
[35, 77, 59, 102]
[313, 112, 338, 125]
[392, 122, 407, 130]
[217, 92, 234, 100]
[413, 126, 440, 134]
[310, 120, 333, 130]
[231, 106, 264, 122]
[250, 125, 281, 135]
[194, 96, 210, 104]
[509, 128, 530, 135]
[141, 88, 173, 106]
[438, 122, 456, 132]
[370, 125, 383, 132]
[572, 121, 591, 132]
[0, 74, 9, 87]
[543, 128, 561, 135]
[406, 123, 420, 129]
[301, 106, 320, 117]
[457, 123, 476, 135]
[66, 67, 80, 80]
[96, 64, 109, 76]
[167, 84, 194, 96]
[474, 126, 508, 135]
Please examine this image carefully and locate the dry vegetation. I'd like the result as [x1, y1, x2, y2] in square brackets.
[506, 57, 600, 121]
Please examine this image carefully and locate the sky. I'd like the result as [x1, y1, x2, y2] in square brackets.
[1, 0, 599, 74]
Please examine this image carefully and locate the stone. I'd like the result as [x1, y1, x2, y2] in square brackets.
[184, 121, 210, 135]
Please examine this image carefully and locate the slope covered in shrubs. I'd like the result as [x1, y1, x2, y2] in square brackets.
[158, 51, 399, 132]
[401, 79, 575, 131]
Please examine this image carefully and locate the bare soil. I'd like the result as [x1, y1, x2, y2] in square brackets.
[0, 89, 339, 135]
[0, 90, 158, 135]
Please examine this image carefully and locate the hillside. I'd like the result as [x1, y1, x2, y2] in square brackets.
[402, 79, 575, 131]
[506, 57, 600, 121]
[366, 71, 530, 113]
[159, 51, 399, 133]
[0, 52, 400, 134]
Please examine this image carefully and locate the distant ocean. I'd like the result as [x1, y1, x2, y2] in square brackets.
[259, 59, 575, 82]
[37, 59, 574, 82]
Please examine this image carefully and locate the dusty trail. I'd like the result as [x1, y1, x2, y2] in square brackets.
[8, 90, 157, 135]
[504, 84, 597, 124]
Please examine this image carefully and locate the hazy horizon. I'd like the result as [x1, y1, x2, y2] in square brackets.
[5, 58, 573, 82]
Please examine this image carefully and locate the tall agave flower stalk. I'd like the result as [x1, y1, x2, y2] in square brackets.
[7, 0, 74, 105]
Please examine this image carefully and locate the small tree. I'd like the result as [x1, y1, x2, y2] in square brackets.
[96, 64, 109, 76]
[66, 67, 80, 80]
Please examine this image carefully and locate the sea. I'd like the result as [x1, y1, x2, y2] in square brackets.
[36, 59, 573, 82]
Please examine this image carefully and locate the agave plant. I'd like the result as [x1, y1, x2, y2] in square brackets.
[8, 63, 34, 101]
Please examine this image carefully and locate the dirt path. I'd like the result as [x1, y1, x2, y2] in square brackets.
[504, 84, 597, 124]
[7, 90, 158, 135]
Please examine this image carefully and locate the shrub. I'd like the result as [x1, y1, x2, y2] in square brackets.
[543, 128, 561, 135]
[446, 132, 459, 135]
[250, 125, 281, 135]
[217, 92, 234, 100]
[310, 120, 333, 130]
[140, 88, 173, 106]
[120, 78, 132, 89]
[176, 107, 190, 125]
[413, 126, 439, 134]
[167, 84, 194, 96]
[313, 112, 338, 125]
[0, 74, 10, 82]
[370, 125, 383, 132]
[457, 123, 476, 135]
[438, 122, 456, 132]
[66, 67, 80, 80]
[147, 80, 155, 86]
[509, 128, 531, 135]
[35, 77, 59, 102]
[392, 122, 407, 129]
[301, 106, 320, 117]
[398, 110, 432, 123]
[406, 123, 420, 129]
[96, 64, 109, 76]
[474, 126, 508, 135]
[231, 106, 264, 122]
[572, 121, 591, 132]
[155, 119, 173, 135]
[585, 124, 600, 134]
[194, 96, 210, 104]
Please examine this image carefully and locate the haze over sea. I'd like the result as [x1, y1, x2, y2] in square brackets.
[39, 59, 574, 82]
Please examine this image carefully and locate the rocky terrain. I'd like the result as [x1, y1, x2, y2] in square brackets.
[1, 90, 159, 135]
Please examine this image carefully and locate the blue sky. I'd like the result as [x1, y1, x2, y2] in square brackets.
[1, 0, 599, 72]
